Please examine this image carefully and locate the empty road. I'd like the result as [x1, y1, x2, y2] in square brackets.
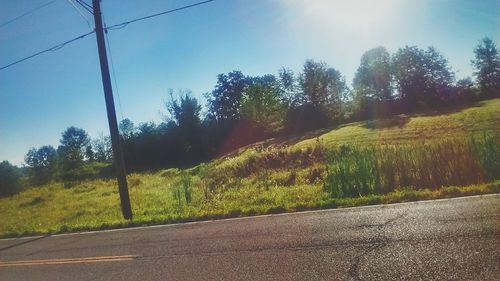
[1, 194, 499, 280]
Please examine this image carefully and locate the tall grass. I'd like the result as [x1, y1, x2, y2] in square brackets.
[172, 172, 193, 207]
[471, 133, 500, 180]
[323, 134, 499, 197]
[2, 100, 500, 237]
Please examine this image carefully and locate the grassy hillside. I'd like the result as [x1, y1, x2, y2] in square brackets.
[1, 99, 499, 237]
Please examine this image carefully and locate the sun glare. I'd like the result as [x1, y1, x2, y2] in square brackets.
[284, 0, 401, 32]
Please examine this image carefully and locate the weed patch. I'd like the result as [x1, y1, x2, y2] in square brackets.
[323, 135, 499, 198]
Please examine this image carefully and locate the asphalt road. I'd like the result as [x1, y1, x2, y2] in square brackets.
[1, 195, 499, 281]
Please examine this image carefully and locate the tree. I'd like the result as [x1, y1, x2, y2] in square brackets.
[353, 46, 392, 102]
[452, 77, 475, 103]
[119, 118, 136, 139]
[240, 75, 285, 127]
[85, 145, 94, 162]
[392, 46, 454, 109]
[0, 161, 22, 196]
[206, 71, 249, 123]
[136, 122, 158, 136]
[294, 60, 347, 129]
[127, 122, 166, 169]
[472, 37, 500, 98]
[166, 89, 202, 158]
[58, 126, 90, 170]
[278, 67, 298, 106]
[166, 89, 202, 129]
[425, 47, 455, 91]
[301, 60, 347, 110]
[24, 145, 57, 184]
[93, 133, 112, 162]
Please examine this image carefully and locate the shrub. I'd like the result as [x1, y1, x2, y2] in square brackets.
[0, 161, 22, 196]
[306, 166, 325, 184]
[60, 162, 111, 182]
[274, 170, 297, 186]
[128, 174, 142, 187]
[256, 168, 272, 190]
[233, 146, 324, 178]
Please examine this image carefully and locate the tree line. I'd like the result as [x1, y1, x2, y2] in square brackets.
[1, 37, 499, 195]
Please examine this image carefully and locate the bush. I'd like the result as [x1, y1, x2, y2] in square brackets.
[0, 161, 22, 196]
[60, 162, 112, 183]
[285, 104, 331, 133]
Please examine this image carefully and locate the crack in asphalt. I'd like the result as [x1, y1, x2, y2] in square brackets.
[348, 242, 384, 281]
[348, 212, 407, 281]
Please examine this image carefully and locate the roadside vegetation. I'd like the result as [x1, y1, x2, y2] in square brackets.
[0, 98, 499, 237]
[1, 37, 499, 237]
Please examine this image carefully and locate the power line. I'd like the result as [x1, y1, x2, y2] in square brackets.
[104, 21, 124, 121]
[0, 30, 95, 71]
[74, 0, 93, 15]
[106, 0, 215, 31]
[65, 0, 92, 28]
[0, 0, 217, 71]
[0, 0, 58, 28]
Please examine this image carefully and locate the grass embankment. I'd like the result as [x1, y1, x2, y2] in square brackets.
[1, 99, 499, 238]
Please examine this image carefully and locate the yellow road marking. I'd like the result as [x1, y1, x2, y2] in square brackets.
[0, 255, 139, 267]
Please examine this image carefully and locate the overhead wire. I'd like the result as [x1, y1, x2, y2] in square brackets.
[74, 0, 93, 14]
[0, 30, 95, 71]
[0, 0, 217, 71]
[103, 20, 124, 121]
[106, 0, 215, 31]
[65, 0, 92, 29]
[0, 0, 58, 28]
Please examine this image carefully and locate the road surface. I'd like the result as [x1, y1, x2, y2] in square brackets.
[1, 195, 499, 280]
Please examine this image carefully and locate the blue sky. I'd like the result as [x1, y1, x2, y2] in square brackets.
[1, 0, 499, 165]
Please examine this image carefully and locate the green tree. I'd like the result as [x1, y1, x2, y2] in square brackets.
[24, 145, 57, 184]
[0, 161, 22, 196]
[58, 126, 90, 171]
[85, 145, 94, 162]
[166, 89, 202, 157]
[472, 37, 500, 98]
[137, 122, 158, 136]
[454, 77, 475, 101]
[278, 67, 298, 106]
[240, 76, 285, 127]
[167, 89, 202, 129]
[353, 46, 392, 102]
[300, 60, 347, 120]
[392, 46, 454, 109]
[206, 71, 249, 122]
[93, 133, 112, 162]
[119, 118, 136, 139]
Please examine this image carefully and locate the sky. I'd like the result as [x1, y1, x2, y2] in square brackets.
[0, 0, 499, 165]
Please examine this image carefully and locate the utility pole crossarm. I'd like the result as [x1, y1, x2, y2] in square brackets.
[92, 0, 133, 220]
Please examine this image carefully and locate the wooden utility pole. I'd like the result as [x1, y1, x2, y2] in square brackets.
[92, 0, 132, 220]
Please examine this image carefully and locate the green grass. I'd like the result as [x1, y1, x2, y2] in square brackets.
[1, 178, 498, 238]
[1, 99, 499, 238]
[323, 135, 499, 197]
